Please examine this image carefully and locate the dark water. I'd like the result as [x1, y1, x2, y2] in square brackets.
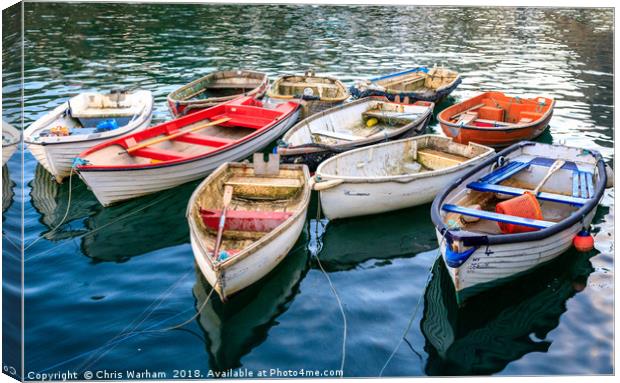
[2, 3, 613, 379]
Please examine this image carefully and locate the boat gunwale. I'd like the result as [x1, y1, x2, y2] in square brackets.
[430, 141, 607, 246]
[166, 69, 269, 106]
[266, 73, 350, 103]
[186, 161, 311, 270]
[437, 91, 556, 132]
[76, 99, 300, 172]
[314, 135, 495, 184]
[23, 90, 154, 145]
[2, 121, 20, 147]
[278, 96, 433, 155]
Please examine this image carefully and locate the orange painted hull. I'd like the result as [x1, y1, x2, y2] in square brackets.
[438, 91, 554, 148]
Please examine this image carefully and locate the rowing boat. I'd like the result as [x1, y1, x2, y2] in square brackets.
[265, 70, 349, 119]
[431, 141, 608, 304]
[187, 154, 311, 301]
[313, 135, 494, 219]
[437, 91, 554, 148]
[167, 70, 269, 117]
[276, 97, 434, 171]
[2, 120, 20, 166]
[24, 90, 153, 182]
[76, 96, 300, 206]
[350, 66, 461, 103]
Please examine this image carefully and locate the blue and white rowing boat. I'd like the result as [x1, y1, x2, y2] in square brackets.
[430, 141, 610, 304]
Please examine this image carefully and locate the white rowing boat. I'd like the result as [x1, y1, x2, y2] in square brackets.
[24, 90, 153, 182]
[187, 154, 311, 301]
[313, 135, 494, 220]
[431, 141, 610, 304]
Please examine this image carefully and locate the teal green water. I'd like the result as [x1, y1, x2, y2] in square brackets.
[2, 3, 613, 378]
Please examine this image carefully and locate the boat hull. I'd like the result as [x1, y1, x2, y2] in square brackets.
[319, 166, 480, 220]
[435, 207, 596, 304]
[191, 205, 307, 300]
[77, 110, 300, 206]
[2, 144, 17, 166]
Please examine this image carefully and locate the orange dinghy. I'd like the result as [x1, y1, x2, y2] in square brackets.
[438, 92, 554, 148]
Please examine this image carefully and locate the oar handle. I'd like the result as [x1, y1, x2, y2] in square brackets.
[212, 185, 234, 260]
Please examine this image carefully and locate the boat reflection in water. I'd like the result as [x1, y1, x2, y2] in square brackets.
[193, 227, 309, 371]
[317, 204, 437, 271]
[80, 181, 199, 262]
[421, 248, 594, 375]
[29, 164, 97, 240]
[2, 165, 15, 216]
[30, 163, 197, 262]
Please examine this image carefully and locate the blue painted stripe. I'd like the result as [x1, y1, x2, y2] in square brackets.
[579, 171, 587, 199]
[442, 204, 554, 229]
[586, 172, 594, 198]
[573, 170, 580, 198]
[467, 182, 587, 206]
[370, 67, 429, 82]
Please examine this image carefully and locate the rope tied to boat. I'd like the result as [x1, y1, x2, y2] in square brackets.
[312, 196, 347, 376]
[379, 230, 448, 376]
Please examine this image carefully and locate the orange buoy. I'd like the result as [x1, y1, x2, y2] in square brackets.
[573, 229, 594, 252]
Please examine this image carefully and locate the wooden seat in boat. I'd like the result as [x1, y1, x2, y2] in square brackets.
[312, 130, 361, 141]
[224, 176, 302, 199]
[131, 147, 189, 161]
[442, 204, 554, 229]
[173, 133, 233, 147]
[199, 208, 293, 232]
[467, 158, 594, 206]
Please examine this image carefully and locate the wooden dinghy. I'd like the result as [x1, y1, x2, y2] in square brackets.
[437, 91, 555, 148]
[24, 90, 154, 182]
[2, 120, 20, 166]
[265, 70, 349, 119]
[313, 135, 494, 220]
[76, 96, 300, 207]
[187, 154, 311, 301]
[277, 97, 434, 171]
[350, 66, 461, 103]
[167, 70, 269, 117]
[430, 141, 609, 304]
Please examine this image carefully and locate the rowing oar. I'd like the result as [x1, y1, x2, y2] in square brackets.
[119, 117, 231, 155]
[450, 103, 485, 120]
[212, 185, 234, 261]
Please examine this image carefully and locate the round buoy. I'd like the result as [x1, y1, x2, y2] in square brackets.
[460, 204, 482, 224]
[573, 229, 594, 252]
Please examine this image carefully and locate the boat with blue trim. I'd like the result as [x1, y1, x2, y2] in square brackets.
[349, 66, 461, 103]
[430, 141, 610, 304]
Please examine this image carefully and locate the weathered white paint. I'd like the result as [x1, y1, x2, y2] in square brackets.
[2, 120, 20, 166]
[315, 135, 494, 219]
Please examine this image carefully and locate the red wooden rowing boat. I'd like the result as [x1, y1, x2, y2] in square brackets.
[438, 91, 554, 148]
[75, 96, 301, 206]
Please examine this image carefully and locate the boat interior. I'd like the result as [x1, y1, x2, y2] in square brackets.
[288, 99, 431, 147]
[174, 71, 267, 101]
[376, 67, 459, 93]
[271, 74, 348, 100]
[441, 154, 596, 235]
[33, 92, 144, 138]
[82, 98, 292, 167]
[320, 136, 490, 178]
[444, 92, 553, 128]
[191, 162, 308, 257]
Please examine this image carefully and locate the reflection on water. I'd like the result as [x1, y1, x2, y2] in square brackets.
[2, 165, 15, 215]
[8, 3, 613, 377]
[421, 249, 594, 375]
[194, 228, 309, 371]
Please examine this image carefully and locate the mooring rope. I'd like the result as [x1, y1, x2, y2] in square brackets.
[378, 231, 447, 376]
[312, 196, 346, 375]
